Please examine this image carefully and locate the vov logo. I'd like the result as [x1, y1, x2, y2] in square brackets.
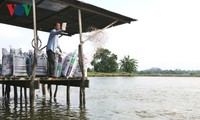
[7, 3, 32, 16]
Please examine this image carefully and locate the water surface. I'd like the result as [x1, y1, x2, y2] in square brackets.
[1, 77, 200, 120]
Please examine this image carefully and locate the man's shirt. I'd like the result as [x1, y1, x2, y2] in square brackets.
[46, 29, 62, 53]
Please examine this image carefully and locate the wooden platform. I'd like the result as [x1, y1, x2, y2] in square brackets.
[0, 77, 89, 89]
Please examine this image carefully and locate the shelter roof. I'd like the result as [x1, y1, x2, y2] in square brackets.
[0, 0, 137, 36]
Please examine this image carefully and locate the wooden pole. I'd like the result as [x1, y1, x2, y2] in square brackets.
[78, 9, 83, 44]
[30, 80, 35, 107]
[30, 0, 38, 108]
[48, 84, 52, 99]
[6, 84, 10, 99]
[42, 84, 46, 97]
[2, 84, 4, 97]
[14, 86, 18, 105]
[66, 82, 70, 106]
[78, 9, 85, 107]
[20, 87, 22, 104]
[54, 85, 58, 99]
[83, 84, 85, 105]
[24, 87, 27, 105]
[30, 106, 35, 120]
[78, 45, 86, 107]
[31, 0, 38, 78]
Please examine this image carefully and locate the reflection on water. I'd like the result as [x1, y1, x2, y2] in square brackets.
[1, 77, 200, 120]
[0, 97, 88, 120]
[0, 86, 88, 120]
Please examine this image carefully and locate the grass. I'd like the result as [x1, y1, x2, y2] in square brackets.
[87, 72, 135, 77]
[87, 72, 200, 77]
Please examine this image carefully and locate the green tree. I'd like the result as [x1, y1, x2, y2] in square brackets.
[119, 55, 138, 73]
[91, 48, 118, 72]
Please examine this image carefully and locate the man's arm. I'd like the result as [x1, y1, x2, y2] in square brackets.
[51, 29, 63, 35]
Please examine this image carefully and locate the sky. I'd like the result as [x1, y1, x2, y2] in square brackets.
[1, 0, 200, 70]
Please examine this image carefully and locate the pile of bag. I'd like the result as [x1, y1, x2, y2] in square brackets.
[28, 50, 48, 76]
[1, 48, 47, 77]
[56, 49, 88, 78]
[1, 48, 88, 78]
[2, 48, 14, 76]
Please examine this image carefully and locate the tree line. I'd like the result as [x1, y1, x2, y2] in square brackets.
[90, 48, 138, 73]
[137, 67, 200, 75]
[89, 48, 200, 75]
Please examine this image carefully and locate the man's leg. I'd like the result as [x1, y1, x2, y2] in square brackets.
[47, 50, 55, 76]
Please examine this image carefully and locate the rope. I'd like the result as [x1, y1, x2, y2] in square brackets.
[31, 36, 42, 49]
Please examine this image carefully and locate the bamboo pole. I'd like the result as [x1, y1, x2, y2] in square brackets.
[78, 45, 85, 107]
[78, 9, 85, 107]
[2, 84, 4, 97]
[42, 84, 46, 97]
[24, 87, 27, 104]
[30, 80, 35, 107]
[20, 87, 22, 104]
[30, 0, 38, 108]
[6, 84, 10, 99]
[54, 85, 58, 99]
[14, 86, 18, 104]
[67, 82, 70, 106]
[48, 84, 52, 99]
[31, 0, 37, 79]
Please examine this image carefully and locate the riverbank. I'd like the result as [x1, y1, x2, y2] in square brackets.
[87, 72, 200, 77]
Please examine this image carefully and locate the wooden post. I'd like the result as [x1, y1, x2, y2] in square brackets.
[2, 84, 4, 97]
[66, 82, 70, 106]
[14, 86, 18, 104]
[24, 87, 27, 104]
[20, 87, 22, 104]
[42, 84, 46, 97]
[83, 84, 85, 105]
[30, 0, 38, 108]
[54, 85, 58, 99]
[30, 80, 35, 107]
[5, 84, 10, 99]
[78, 9, 86, 107]
[78, 45, 86, 107]
[30, 106, 35, 120]
[48, 84, 52, 99]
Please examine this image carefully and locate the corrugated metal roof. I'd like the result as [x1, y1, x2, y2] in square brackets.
[0, 0, 137, 36]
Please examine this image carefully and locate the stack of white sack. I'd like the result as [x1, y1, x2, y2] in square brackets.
[61, 49, 88, 78]
[66, 50, 78, 78]
[61, 50, 78, 78]
[73, 54, 89, 77]
[54, 50, 66, 77]
[12, 48, 27, 76]
[28, 50, 48, 76]
[1, 47, 88, 78]
[2, 48, 28, 77]
[2, 48, 12, 76]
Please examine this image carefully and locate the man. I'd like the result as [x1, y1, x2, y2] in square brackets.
[46, 23, 63, 78]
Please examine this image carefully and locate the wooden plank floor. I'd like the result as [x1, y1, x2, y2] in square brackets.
[0, 77, 89, 88]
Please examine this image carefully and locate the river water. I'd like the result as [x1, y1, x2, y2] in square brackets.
[0, 77, 200, 120]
